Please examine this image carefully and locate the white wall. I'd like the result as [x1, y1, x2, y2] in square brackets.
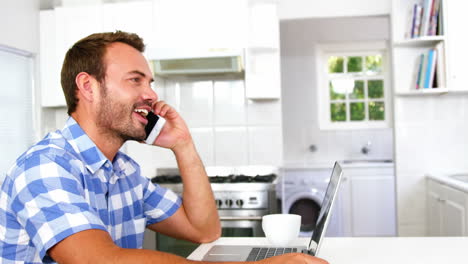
[280, 16, 393, 166]
[394, 96, 468, 236]
[278, 0, 390, 20]
[0, 0, 40, 53]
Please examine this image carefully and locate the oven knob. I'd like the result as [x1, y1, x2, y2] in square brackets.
[225, 199, 233, 207]
[215, 199, 223, 208]
[236, 199, 244, 207]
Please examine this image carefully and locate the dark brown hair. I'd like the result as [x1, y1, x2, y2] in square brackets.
[60, 31, 145, 115]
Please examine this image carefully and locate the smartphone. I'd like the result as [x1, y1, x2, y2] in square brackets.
[144, 111, 166, 144]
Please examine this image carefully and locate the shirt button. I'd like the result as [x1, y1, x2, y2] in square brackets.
[105, 163, 110, 168]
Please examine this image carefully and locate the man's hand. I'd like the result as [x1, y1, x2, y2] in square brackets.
[150, 101, 192, 151]
[258, 253, 329, 264]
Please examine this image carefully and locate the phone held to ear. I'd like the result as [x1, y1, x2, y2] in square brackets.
[144, 111, 166, 144]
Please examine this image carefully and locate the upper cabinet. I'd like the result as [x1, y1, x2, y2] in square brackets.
[391, 0, 468, 96]
[40, 10, 64, 107]
[245, 0, 281, 100]
[39, 0, 281, 107]
[102, 1, 154, 52]
[152, 0, 247, 49]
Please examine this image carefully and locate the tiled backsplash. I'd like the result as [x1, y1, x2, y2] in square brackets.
[394, 95, 468, 236]
[40, 78, 283, 178]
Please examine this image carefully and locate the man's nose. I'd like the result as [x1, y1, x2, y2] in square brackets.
[142, 83, 158, 104]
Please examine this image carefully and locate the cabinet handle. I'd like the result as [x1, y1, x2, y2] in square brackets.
[437, 198, 446, 203]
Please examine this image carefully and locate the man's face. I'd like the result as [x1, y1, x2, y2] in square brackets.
[95, 42, 157, 142]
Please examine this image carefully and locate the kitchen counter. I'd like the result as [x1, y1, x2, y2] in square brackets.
[283, 160, 394, 170]
[188, 237, 468, 263]
[427, 173, 468, 193]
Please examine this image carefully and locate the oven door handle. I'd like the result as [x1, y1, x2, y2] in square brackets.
[220, 216, 263, 221]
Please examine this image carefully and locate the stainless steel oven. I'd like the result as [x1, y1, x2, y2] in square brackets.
[151, 172, 278, 257]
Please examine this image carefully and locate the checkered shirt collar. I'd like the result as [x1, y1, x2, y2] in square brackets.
[61, 117, 110, 174]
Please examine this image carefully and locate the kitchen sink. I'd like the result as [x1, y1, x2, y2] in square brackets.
[449, 174, 468, 183]
[341, 159, 393, 164]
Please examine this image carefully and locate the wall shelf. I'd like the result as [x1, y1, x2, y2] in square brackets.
[395, 88, 468, 97]
[395, 88, 448, 96]
[393, 36, 446, 47]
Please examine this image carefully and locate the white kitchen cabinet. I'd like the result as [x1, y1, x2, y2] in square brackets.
[40, 5, 103, 107]
[102, 1, 154, 53]
[336, 165, 396, 236]
[426, 179, 468, 236]
[39, 10, 65, 107]
[245, 0, 281, 100]
[152, 0, 247, 50]
[444, 1, 468, 91]
[40, 2, 156, 107]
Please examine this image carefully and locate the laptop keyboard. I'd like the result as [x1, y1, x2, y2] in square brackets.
[246, 247, 298, 261]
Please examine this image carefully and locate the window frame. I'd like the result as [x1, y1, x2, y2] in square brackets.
[316, 41, 392, 130]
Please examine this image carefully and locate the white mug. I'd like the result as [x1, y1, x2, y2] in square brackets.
[262, 214, 301, 247]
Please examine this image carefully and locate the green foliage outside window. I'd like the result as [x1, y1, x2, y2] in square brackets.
[347, 56, 362, 72]
[327, 53, 386, 124]
[365, 55, 382, 74]
[331, 103, 346, 121]
[329, 81, 346, 100]
[328, 56, 344, 73]
[369, 102, 385, 120]
[368, 80, 384, 98]
[349, 80, 364, 99]
[350, 102, 365, 121]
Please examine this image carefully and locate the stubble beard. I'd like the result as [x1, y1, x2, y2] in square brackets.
[96, 83, 147, 143]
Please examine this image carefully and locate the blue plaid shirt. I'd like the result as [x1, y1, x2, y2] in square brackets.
[0, 117, 181, 263]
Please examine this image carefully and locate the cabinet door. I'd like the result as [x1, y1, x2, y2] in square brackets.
[445, 1, 468, 90]
[350, 175, 396, 236]
[47, 6, 103, 107]
[245, 1, 280, 100]
[102, 1, 154, 53]
[426, 180, 443, 236]
[55, 5, 103, 64]
[441, 185, 467, 236]
[153, 0, 247, 49]
[40, 10, 65, 107]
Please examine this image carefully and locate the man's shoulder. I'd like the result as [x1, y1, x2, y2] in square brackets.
[9, 131, 82, 177]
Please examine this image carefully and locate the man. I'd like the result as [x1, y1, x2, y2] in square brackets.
[0, 31, 328, 264]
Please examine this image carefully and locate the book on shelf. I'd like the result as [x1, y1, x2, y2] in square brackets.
[414, 46, 443, 90]
[408, 0, 443, 38]
[424, 49, 437, 89]
[428, 0, 441, 36]
[435, 41, 446, 88]
[409, 4, 423, 38]
[437, 0, 444, 35]
[415, 53, 424, 89]
[418, 51, 428, 89]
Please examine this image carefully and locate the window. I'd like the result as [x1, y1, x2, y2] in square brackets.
[317, 42, 391, 130]
[0, 46, 34, 182]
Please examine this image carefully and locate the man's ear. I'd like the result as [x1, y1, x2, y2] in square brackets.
[75, 72, 98, 102]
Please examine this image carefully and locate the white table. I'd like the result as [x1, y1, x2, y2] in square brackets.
[188, 237, 468, 263]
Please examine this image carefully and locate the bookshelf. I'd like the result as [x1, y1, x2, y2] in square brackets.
[391, 0, 447, 96]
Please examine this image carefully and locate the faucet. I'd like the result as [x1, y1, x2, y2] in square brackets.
[361, 141, 371, 155]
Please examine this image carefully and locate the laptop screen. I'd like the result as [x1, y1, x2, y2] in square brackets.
[307, 162, 343, 254]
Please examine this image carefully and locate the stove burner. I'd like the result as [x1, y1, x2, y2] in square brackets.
[253, 174, 277, 183]
[209, 176, 227, 183]
[229, 175, 253, 183]
[151, 175, 182, 184]
[152, 173, 277, 184]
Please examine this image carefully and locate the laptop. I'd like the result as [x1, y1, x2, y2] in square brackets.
[202, 162, 344, 261]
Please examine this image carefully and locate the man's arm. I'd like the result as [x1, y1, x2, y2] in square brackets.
[49, 229, 328, 264]
[147, 141, 221, 242]
[146, 101, 221, 242]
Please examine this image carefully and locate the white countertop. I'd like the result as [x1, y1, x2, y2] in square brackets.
[283, 160, 394, 170]
[188, 237, 468, 263]
[427, 173, 468, 193]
